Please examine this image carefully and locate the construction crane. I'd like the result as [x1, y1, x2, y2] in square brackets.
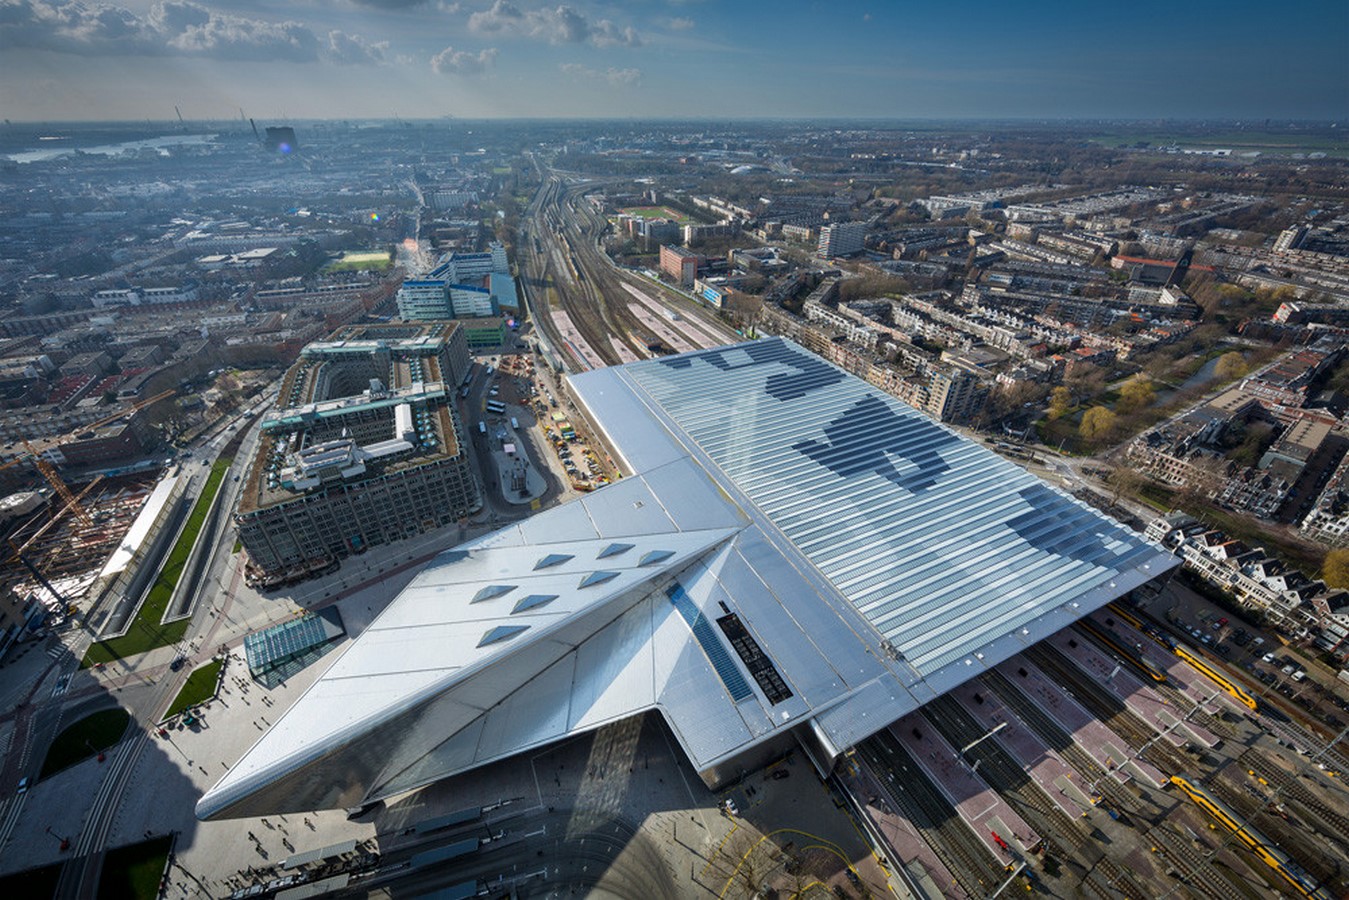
[6, 476, 104, 607]
[0, 389, 176, 524]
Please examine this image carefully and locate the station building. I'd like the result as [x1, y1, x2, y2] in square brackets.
[201, 337, 1174, 819]
[234, 323, 481, 585]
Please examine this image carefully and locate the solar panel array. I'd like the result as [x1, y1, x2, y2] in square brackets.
[628, 339, 1159, 674]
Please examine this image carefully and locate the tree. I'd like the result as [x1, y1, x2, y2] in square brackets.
[1214, 351, 1248, 382]
[1117, 378, 1156, 414]
[1079, 407, 1117, 444]
[1323, 549, 1349, 590]
[1048, 386, 1072, 420]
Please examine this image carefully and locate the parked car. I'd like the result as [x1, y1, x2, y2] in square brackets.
[16, 777, 28, 794]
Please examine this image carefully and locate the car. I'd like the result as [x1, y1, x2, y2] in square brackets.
[1262, 653, 1276, 664]
[169, 655, 187, 672]
[770, 768, 790, 780]
[1218, 617, 1228, 627]
[16, 777, 28, 795]
[723, 798, 739, 816]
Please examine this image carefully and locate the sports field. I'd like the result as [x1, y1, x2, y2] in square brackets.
[325, 250, 392, 272]
[620, 205, 694, 225]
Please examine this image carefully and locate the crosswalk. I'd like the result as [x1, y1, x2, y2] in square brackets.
[50, 674, 70, 699]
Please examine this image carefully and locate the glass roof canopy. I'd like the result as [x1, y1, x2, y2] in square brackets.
[622, 339, 1160, 674]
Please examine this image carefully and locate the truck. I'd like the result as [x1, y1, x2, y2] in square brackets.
[478, 421, 486, 434]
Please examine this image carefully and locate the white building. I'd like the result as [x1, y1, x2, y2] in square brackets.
[198, 337, 1174, 820]
[817, 221, 868, 258]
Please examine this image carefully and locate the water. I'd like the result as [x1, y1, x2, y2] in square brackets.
[5, 133, 217, 164]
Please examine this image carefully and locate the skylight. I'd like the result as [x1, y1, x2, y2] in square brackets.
[512, 594, 559, 614]
[534, 553, 574, 570]
[471, 584, 515, 603]
[597, 542, 634, 559]
[578, 570, 619, 588]
[639, 550, 675, 567]
[477, 624, 529, 648]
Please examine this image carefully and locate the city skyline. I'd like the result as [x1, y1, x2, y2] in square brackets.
[1, 0, 1346, 123]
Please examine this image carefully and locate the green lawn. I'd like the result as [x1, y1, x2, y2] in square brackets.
[619, 205, 693, 225]
[83, 458, 231, 667]
[324, 251, 392, 273]
[98, 836, 172, 900]
[40, 708, 130, 778]
[164, 660, 222, 719]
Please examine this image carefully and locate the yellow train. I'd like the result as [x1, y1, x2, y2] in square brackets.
[1172, 644, 1258, 713]
[1169, 775, 1331, 899]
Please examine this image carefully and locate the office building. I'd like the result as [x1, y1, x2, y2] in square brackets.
[233, 323, 480, 585]
[200, 337, 1173, 819]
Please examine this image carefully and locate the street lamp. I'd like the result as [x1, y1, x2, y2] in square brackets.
[44, 826, 70, 852]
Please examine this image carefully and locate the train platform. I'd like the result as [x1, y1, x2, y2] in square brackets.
[996, 658, 1150, 790]
[945, 680, 1106, 818]
[889, 715, 1038, 862]
[1099, 612, 1253, 719]
[835, 757, 963, 900]
[1047, 630, 1218, 756]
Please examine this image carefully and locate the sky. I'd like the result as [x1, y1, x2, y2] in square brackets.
[1, 0, 1346, 122]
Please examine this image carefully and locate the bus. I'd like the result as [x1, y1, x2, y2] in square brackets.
[486, 400, 506, 414]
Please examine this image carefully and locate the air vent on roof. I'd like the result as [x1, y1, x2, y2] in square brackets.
[512, 594, 559, 614]
[578, 570, 619, 588]
[471, 584, 515, 603]
[597, 542, 634, 559]
[534, 553, 573, 570]
[639, 550, 675, 567]
[477, 624, 528, 648]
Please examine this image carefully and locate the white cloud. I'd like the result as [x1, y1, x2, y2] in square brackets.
[0, 0, 373, 63]
[559, 62, 640, 86]
[328, 30, 388, 65]
[431, 44, 497, 75]
[468, 1, 640, 48]
[664, 16, 695, 31]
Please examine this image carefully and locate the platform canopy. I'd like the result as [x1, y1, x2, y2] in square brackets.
[198, 337, 1175, 820]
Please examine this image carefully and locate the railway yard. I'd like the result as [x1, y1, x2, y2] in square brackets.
[511, 163, 1349, 899]
[516, 169, 738, 372]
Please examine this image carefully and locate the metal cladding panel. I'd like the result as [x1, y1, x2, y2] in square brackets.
[566, 598, 659, 731]
[616, 338, 1167, 676]
[637, 457, 749, 532]
[730, 525, 890, 688]
[570, 365, 687, 474]
[708, 544, 851, 712]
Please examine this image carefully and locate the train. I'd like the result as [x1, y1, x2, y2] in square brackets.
[1106, 602, 1258, 712]
[1169, 775, 1332, 899]
[1077, 619, 1169, 684]
[1172, 644, 1259, 712]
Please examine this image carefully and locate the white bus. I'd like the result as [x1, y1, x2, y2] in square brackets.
[485, 400, 506, 414]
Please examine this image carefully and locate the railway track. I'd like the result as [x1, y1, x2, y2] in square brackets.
[1026, 644, 1196, 777]
[1203, 774, 1342, 891]
[523, 175, 732, 373]
[921, 695, 1146, 900]
[854, 729, 1003, 898]
[1239, 749, 1349, 853]
[982, 669, 1249, 900]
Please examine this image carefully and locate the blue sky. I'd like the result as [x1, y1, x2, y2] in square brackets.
[1, 0, 1345, 121]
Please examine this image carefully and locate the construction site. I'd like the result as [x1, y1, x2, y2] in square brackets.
[0, 392, 179, 660]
